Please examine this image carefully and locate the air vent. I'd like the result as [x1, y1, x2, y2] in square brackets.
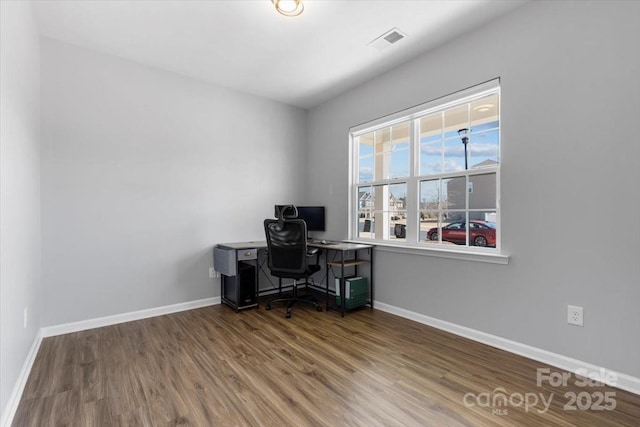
[368, 28, 406, 51]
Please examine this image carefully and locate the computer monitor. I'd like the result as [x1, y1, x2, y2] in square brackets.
[296, 206, 325, 232]
[273, 205, 326, 232]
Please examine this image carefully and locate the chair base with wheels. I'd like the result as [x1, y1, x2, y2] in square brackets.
[265, 277, 323, 318]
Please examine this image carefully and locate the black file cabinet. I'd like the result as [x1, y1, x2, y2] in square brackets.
[214, 243, 260, 311]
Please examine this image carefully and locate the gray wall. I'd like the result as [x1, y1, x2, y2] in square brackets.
[307, 1, 640, 377]
[40, 39, 308, 326]
[0, 1, 42, 418]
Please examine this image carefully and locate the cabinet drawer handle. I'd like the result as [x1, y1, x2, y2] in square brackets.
[244, 251, 252, 256]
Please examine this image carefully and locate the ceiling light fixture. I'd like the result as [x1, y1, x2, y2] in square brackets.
[473, 104, 495, 113]
[272, 0, 304, 17]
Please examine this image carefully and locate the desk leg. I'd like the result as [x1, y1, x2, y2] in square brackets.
[255, 259, 259, 309]
[340, 250, 345, 318]
[325, 254, 329, 311]
[370, 247, 374, 309]
[235, 265, 240, 313]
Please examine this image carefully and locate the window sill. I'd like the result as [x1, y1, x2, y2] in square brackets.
[347, 240, 510, 264]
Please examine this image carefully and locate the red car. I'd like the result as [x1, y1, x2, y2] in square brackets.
[427, 220, 496, 247]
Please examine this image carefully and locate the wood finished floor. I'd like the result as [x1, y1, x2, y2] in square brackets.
[12, 302, 640, 426]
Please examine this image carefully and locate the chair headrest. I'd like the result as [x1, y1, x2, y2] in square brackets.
[276, 205, 298, 220]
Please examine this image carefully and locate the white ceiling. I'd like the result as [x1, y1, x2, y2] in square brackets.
[31, 0, 527, 109]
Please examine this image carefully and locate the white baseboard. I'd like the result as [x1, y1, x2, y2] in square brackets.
[41, 296, 220, 337]
[374, 301, 640, 396]
[0, 329, 43, 427]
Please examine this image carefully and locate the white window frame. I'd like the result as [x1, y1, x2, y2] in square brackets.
[348, 79, 509, 264]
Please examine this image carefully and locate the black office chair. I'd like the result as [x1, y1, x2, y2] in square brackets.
[264, 205, 323, 318]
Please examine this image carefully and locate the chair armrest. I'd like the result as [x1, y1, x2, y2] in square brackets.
[307, 247, 322, 266]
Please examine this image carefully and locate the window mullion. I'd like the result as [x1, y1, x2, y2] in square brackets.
[404, 119, 418, 244]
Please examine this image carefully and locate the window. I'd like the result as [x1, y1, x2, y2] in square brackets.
[350, 80, 500, 253]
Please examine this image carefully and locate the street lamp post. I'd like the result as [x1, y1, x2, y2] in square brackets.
[458, 128, 469, 170]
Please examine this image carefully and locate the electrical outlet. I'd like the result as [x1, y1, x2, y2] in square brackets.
[209, 267, 216, 278]
[568, 305, 583, 326]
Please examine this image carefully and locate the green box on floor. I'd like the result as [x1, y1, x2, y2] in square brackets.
[335, 276, 368, 309]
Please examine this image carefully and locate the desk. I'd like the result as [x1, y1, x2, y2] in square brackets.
[213, 240, 374, 316]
